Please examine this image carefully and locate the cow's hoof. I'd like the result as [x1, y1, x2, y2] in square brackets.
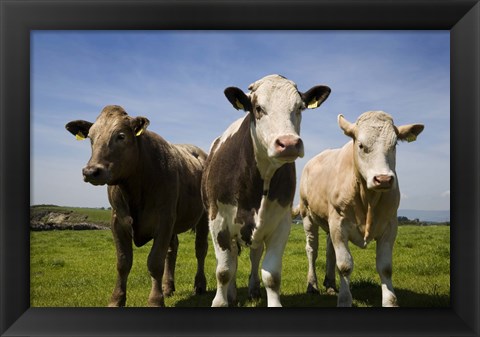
[248, 286, 262, 300]
[228, 298, 238, 307]
[194, 285, 206, 295]
[194, 274, 207, 295]
[163, 288, 175, 297]
[211, 298, 229, 307]
[306, 283, 320, 294]
[326, 287, 337, 295]
[147, 294, 165, 307]
[108, 294, 126, 307]
[107, 302, 122, 307]
[162, 283, 175, 297]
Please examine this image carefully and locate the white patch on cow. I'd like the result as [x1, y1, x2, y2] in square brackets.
[251, 198, 291, 307]
[209, 202, 239, 307]
[217, 117, 246, 148]
[251, 198, 290, 248]
[209, 198, 291, 307]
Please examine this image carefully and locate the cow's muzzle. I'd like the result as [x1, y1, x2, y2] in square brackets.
[372, 174, 394, 190]
[82, 164, 109, 186]
[273, 135, 304, 161]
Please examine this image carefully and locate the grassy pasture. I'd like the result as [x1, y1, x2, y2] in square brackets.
[30, 219, 450, 307]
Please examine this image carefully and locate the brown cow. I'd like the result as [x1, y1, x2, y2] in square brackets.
[66, 105, 208, 307]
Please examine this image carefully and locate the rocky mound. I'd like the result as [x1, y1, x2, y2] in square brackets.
[30, 209, 109, 231]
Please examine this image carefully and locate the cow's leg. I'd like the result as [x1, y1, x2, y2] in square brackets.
[323, 233, 338, 295]
[227, 242, 239, 306]
[330, 220, 354, 307]
[108, 214, 133, 307]
[162, 234, 178, 297]
[261, 215, 291, 307]
[303, 215, 320, 294]
[211, 239, 238, 307]
[147, 228, 173, 307]
[210, 211, 237, 307]
[376, 221, 398, 307]
[248, 244, 264, 300]
[194, 212, 209, 294]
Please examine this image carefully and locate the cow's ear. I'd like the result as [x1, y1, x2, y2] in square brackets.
[338, 114, 356, 138]
[131, 117, 150, 136]
[65, 120, 93, 140]
[224, 87, 252, 112]
[396, 124, 424, 143]
[302, 85, 331, 109]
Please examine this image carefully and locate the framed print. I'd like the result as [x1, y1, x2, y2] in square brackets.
[1, 0, 479, 336]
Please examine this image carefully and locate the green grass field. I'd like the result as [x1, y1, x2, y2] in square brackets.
[30, 218, 450, 307]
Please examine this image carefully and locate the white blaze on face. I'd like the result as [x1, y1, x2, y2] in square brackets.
[249, 75, 305, 163]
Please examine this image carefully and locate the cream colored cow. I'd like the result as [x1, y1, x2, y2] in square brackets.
[298, 111, 424, 307]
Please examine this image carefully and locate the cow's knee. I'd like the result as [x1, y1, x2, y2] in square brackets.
[337, 260, 353, 277]
[262, 270, 281, 292]
[117, 254, 132, 275]
[216, 267, 232, 285]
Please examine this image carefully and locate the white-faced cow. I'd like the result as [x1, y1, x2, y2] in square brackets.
[298, 111, 424, 307]
[66, 105, 209, 307]
[202, 75, 331, 307]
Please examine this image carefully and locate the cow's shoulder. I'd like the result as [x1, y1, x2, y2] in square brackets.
[204, 114, 264, 212]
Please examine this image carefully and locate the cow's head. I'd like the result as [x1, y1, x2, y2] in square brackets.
[224, 74, 330, 165]
[338, 111, 424, 191]
[65, 105, 149, 186]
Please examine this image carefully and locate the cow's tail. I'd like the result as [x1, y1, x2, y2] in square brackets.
[291, 204, 301, 218]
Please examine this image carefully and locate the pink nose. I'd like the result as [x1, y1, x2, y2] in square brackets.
[373, 175, 394, 189]
[274, 135, 304, 159]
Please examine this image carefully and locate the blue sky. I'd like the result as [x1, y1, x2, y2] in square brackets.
[31, 31, 450, 212]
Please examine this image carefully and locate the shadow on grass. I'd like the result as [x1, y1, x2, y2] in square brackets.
[174, 281, 449, 308]
[174, 287, 336, 307]
[349, 279, 450, 307]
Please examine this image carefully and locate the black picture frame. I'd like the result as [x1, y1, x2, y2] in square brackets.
[1, 1, 479, 336]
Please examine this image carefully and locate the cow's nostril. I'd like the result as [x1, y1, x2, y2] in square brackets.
[374, 175, 394, 186]
[274, 135, 303, 160]
[91, 168, 101, 177]
[295, 138, 304, 150]
[83, 165, 106, 183]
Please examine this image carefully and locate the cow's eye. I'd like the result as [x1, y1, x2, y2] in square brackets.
[358, 142, 368, 153]
[117, 133, 126, 141]
[254, 105, 265, 119]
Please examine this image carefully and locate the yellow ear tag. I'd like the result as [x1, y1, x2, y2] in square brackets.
[235, 99, 244, 110]
[135, 128, 144, 137]
[406, 134, 417, 143]
[75, 132, 85, 140]
[307, 99, 320, 109]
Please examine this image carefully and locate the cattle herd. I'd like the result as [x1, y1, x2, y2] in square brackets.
[66, 74, 424, 307]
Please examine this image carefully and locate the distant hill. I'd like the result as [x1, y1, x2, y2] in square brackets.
[398, 209, 450, 223]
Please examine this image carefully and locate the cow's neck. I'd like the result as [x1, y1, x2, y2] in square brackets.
[115, 138, 152, 207]
[357, 176, 382, 244]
